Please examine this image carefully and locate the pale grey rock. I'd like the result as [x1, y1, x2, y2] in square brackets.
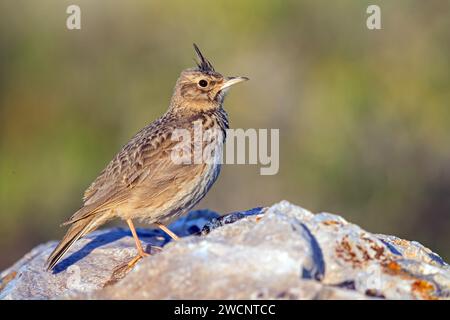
[1, 201, 449, 300]
[0, 210, 216, 300]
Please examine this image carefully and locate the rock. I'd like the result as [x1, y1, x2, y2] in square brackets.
[0, 201, 449, 300]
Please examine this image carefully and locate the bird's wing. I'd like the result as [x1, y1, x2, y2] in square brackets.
[64, 118, 182, 225]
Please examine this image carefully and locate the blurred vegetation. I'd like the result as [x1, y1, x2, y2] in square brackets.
[0, 0, 449, 269]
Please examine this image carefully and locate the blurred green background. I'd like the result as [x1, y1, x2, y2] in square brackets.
[0, 0, 449, 269]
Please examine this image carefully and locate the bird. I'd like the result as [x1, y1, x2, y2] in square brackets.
[46, 44, 248, 271]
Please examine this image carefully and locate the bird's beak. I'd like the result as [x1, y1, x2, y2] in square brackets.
[220, 76, 249, 91]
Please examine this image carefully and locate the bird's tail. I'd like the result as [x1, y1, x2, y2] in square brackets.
[46, 215, 99, 271]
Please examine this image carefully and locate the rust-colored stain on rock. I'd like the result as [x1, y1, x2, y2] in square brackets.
[0, 271, 17, 292]
[335, 235, 389, 268]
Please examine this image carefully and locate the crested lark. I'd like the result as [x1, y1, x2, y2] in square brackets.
[46, 44, 248, 271]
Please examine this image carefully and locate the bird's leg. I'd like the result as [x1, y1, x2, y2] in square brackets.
[155, 222, 180, 241]
[110, 219, 150, 279]
[126, 219, 149, 267]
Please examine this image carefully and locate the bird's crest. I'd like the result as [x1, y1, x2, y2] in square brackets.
[193, 43, 215, 73]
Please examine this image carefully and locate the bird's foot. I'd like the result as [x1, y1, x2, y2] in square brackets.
[109, 252, 150, 284]
[127, 252, 150, 268]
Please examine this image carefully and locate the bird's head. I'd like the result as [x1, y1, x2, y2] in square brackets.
[170, 44, 248, 112]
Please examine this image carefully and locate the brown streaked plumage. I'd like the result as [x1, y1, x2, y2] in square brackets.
[46, 44, 248, 271]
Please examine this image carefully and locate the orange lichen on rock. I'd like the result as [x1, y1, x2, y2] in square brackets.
[411, 279, 437, 300]
[384, 260, 402, 274]
[322, 220, 341, 226]
[0, 271, 17, 291]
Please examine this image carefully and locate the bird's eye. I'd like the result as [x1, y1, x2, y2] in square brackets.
[198, 79, 208, 87]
